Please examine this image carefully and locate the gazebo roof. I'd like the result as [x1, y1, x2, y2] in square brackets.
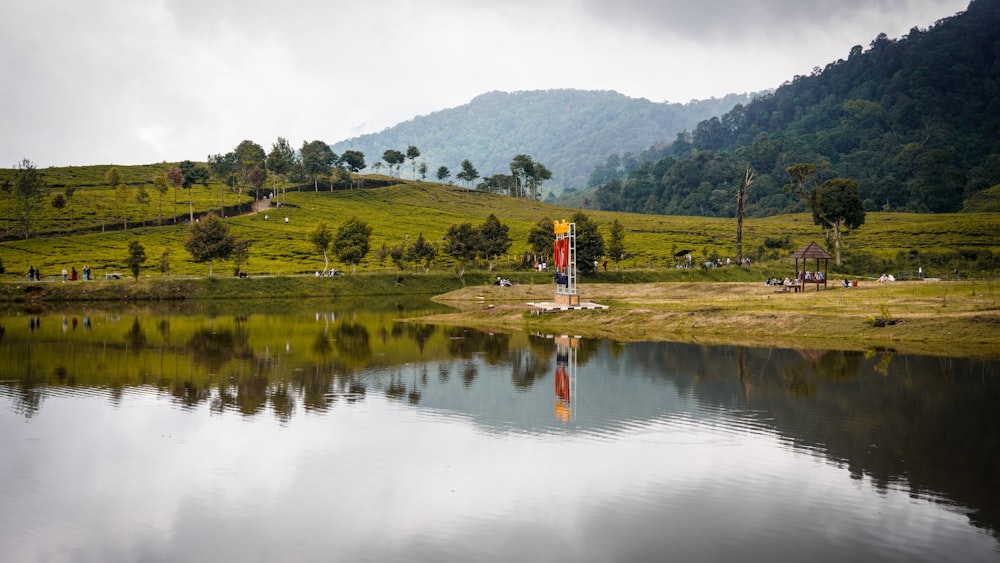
[789, 241, 832, 260]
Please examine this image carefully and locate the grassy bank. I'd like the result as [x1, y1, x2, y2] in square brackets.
[425, 279, 1000, 359]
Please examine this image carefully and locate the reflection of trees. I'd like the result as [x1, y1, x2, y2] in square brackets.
[510, 348, 547, 390]
[187, 328, 238, 373]
[124, 317, 148, 354]
[335, 321, 371, 364]
[462, 361, 477, 388]
[403, 323, 437, 354]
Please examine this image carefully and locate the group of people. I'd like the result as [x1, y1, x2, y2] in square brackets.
[800, 271, 825, 281]
[765, 277, 794, 287]
[493, 276, 513, 286]
[28, 265, 94, 282]
[878, 273, 896, 283]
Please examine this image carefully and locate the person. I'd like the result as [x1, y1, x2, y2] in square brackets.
[844, 279, 850, 288]
[816, 271, 824, 281]
[62, 267, 68, 282]
[27, 265, 36, 281]
[602, 261, 608, 271]
[71, 267, 78, 281]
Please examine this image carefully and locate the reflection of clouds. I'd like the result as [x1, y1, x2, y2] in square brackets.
[2, 387, 994, 562]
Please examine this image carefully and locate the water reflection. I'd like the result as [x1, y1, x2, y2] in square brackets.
[0, 304, 998, 560]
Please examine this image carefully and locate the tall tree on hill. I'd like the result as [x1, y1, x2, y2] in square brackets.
[116, 183, 132, 230]
[165, 166, 184, 222]
[153, 175, 169, 225]
[382, 149, 405, 177]
[234, 140, 267, 202]
[436, 166, 451, 183]
[406, 145, 421, 179]
[808, 178, 866, 266]
[301, 140, 336, 191]
[185, 212, 235, 276]
[509, 154, 551, 199]
[178, 160, 210, 223]
[340, 150, 366, 189]
[267, 137, 298, 204]
[13, 159, 46, 240]
[207, 151, 238, 216]
[456, 159, 480, 188]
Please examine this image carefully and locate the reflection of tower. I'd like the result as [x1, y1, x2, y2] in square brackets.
[554, 335, 578, 422]
[553, 220, 580, 307]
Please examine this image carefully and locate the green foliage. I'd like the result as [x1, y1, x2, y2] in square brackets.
[588, 3, 1000, 216]
[330, 89, 757, 193]
[12, 159, 47, 240]
[607, 219, 626, 266]
[185, 213, 235, 276]
[443, 222, 479, 269]
[407, 233, 437, 270]
[306, 221, 335, 272]
[571, 212, 605, 274]
[478, 214, 511, 261]
[527, 216, 555, 259]
[334, 217, 373, 270]
[126, 240, 146, 280]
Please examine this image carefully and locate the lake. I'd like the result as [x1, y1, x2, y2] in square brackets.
[1, 301, 998, 562]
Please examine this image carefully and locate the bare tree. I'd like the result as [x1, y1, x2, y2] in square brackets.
[735, 163, 754, 265]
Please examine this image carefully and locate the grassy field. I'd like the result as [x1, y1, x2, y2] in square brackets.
[0, 163, 998, 281]
[426, 279, 1000, 359]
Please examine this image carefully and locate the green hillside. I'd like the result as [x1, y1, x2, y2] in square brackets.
[0, 164, 997, 282]
[586, 0, 1000, 217]
[329, 89, 758, 195]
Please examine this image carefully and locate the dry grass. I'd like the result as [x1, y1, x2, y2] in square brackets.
[425, 280, 1000, 358]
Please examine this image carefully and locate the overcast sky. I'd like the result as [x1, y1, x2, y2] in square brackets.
[0, 0, 970, 168]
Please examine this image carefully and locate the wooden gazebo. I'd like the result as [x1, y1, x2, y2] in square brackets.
[789, 242, 832, 290]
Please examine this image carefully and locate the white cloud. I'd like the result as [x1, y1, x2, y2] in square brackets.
[0, 0, 970, 166]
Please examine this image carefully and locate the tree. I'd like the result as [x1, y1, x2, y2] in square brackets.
[406, 145, 421, 178]
[232, 239, 251, 276]
[158, 247, 172, 276]
[334, 217, 373, 273]
[408, 233, 437, 271]
[115, 183, 132, 230]
[105, 166, 123, 192]
[509, 154, 551, 199]
[306, 221, 335, 274]
[207, 151, 239, 216]
[51, 193, 66, 233]
[571, 212, 605, 274]
[456, 159, 480, 188]
[166, 166, 184, 222]
[267, 137, 298, 203]
[185, 212, 236, 276]
[478, 213, 510, 270]
[135, 185, 151, 227]
[178, 160, 210, 223]
[809, 178, 866, 265]
[12, 159, 46, 239]
[301, 140, 336, 191]
[735, 163, 755, 265]
[436, 166, 451, 183]
[382, 149, 405, 177]
[417, 162, 428, 180]
[153, 175, 170, 225]
[527, 217, 556, 262]
[607, 219, 627, 271]
[443, 222, 479, 275]
[126, 240, 147, 281]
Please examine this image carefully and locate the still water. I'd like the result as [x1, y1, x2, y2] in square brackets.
[0, 301, 998, 562]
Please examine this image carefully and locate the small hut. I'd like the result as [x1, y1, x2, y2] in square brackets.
[789, 242, 831, 290]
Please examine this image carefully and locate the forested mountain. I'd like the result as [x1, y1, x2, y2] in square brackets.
[329, 90, 756, 195]
[588, 0, 1000, 217]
